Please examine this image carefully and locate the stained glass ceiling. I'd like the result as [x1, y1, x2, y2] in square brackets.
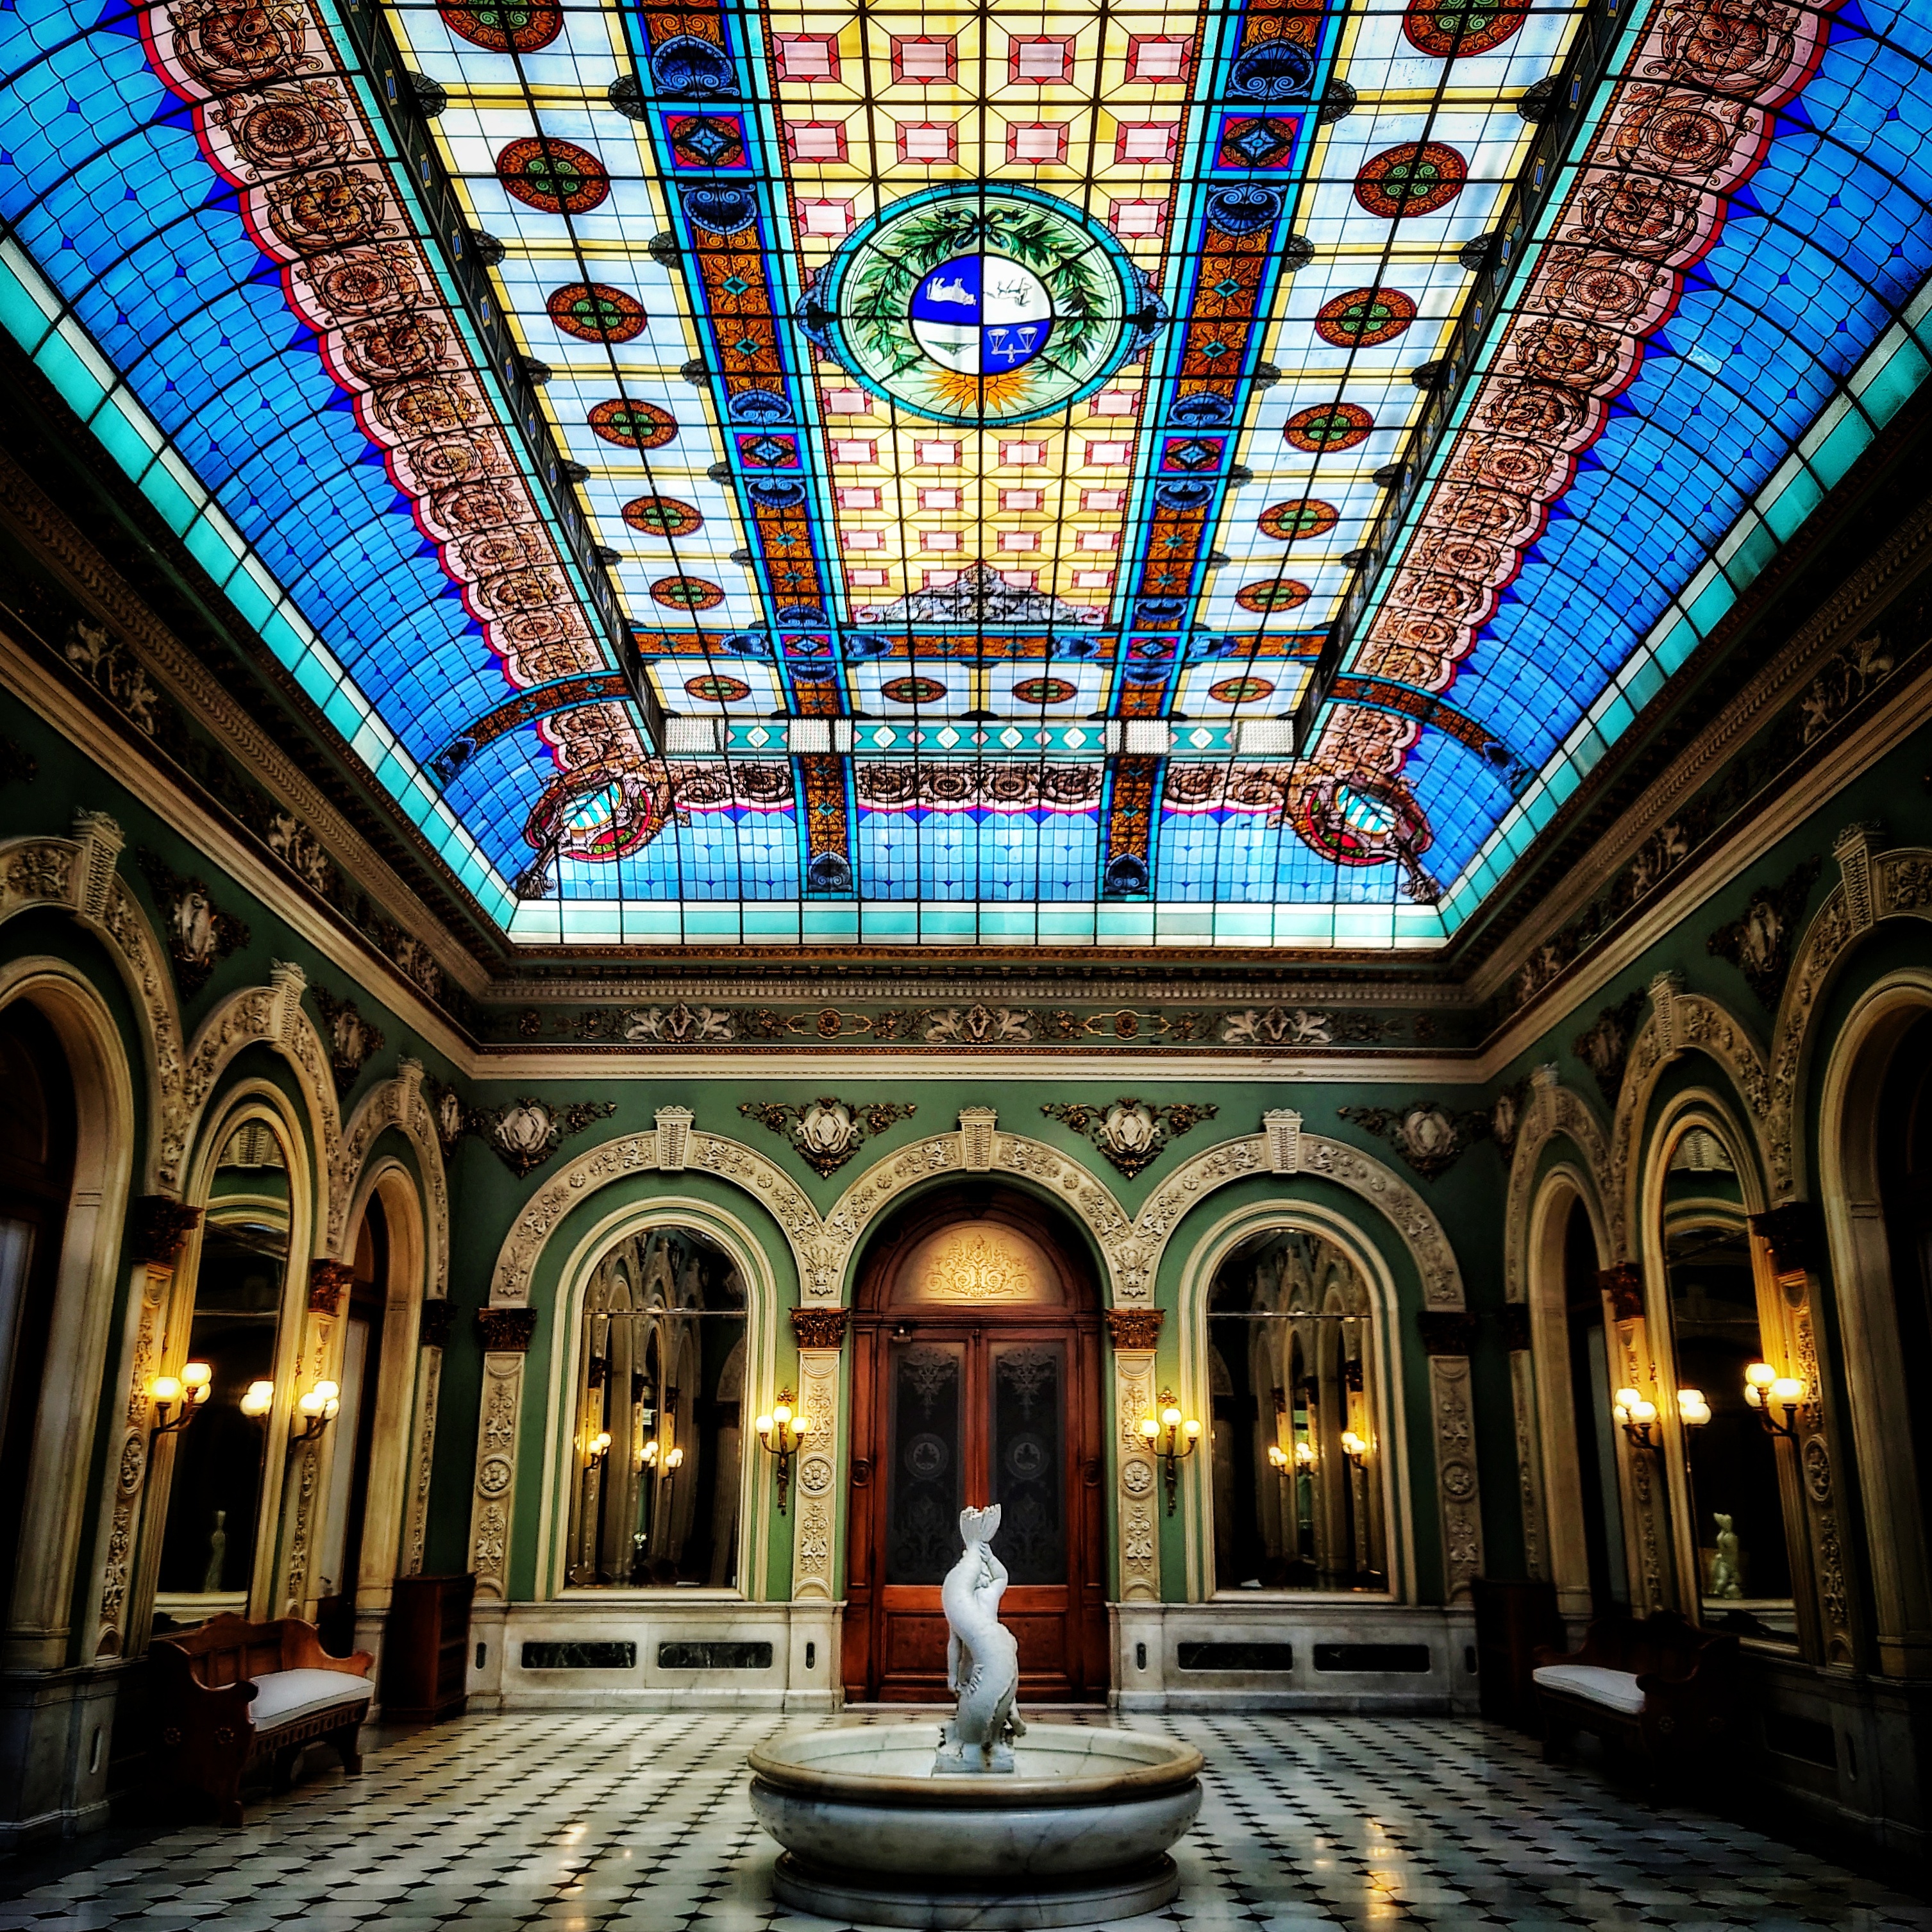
[4, 0, 1931, 948]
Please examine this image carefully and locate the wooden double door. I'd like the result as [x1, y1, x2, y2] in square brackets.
[843, 1198, 1107, 1702]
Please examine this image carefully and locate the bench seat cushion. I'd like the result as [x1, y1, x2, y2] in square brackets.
[248, 1668, 373, 1731]
[1532, 1663, 1646, 1715]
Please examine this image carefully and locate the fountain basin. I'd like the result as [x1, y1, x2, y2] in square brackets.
[748, 1722, 1204, 1929]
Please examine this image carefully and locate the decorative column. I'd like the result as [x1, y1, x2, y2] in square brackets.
[1501, 1302, 1546, 1583]
[788, 1308, 847, 1604]
[92, 1197, 201, 1659]
[467, 1306, 535, 1709]
[403, 1299, 455, 1578]
[1416, 1311, 1483, 1602]
[1750, 1202, 1855, 1666]
[1104, 1309, 1163, 1602]
[1599, 1264, 1670, 1614]
[787, 1307, 846, 1709]
[283, 1259, 352, 1616]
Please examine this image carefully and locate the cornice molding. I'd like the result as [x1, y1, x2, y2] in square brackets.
[0, 446, 491, 1000]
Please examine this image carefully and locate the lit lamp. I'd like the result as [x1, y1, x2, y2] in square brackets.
[1268, 1442, 1289, 1473]
[239, 1379, 274, 1420]
[1612, 1387, 1661, 1451]
[1139, 1390, 1201, 1516]
[1340, 1429, 1370, 1471]
[585, 1430, 612, 1468]
[1295, 1440, 1317, 1472]
[290, 1379, 340, 1445]
[755, 1390, 811, 1515]
[149, 1361, 212, 1441]
[1745, 1361, 1804, 1440]
[640, 1438, 660, 1470]
[1677, 1388, 1712, 1430]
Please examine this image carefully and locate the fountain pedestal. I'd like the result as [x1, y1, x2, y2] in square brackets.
[747, 1508, 1202, 1928]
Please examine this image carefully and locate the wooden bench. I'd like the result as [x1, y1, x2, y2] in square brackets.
[151, 1612, 374, 1824]
[1532, 1611, 1740, 1775]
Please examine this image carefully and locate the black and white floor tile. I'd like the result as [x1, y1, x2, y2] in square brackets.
[3, 1713, 1924, 1932]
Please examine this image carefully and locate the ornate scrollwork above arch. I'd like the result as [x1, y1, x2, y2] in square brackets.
[332, 1057, 449, 1298]
[1502, 1068, 1612, 1303]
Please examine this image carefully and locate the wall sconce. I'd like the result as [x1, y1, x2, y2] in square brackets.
[1139, 1390, 1200, 1516]
[585, 1430, 612, 1468]
[1612, 1386, 1661, 1450]
[755, 1390, 811, 1515]
[290, 1379, 340, 1445]
[1677, 1388, 1712, 1430]
[149, 1361, 212, 1441]
[1267, 1443, 1288, 1475]
[1745, 1362, 1804, 1439]
[239, 1379, 274, 1420]
[1340, 1429, 1370, 1471]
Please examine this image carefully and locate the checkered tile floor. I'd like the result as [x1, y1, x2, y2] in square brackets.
[3, 1713, 1925, 1931]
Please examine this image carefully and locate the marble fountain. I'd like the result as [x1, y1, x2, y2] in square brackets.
[749, 1506, 1203, 1929]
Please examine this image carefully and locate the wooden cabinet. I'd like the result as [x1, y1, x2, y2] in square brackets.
[380, 1573, 474, 1724]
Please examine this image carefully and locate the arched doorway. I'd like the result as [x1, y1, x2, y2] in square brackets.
[843, 1185, 1106, 1703]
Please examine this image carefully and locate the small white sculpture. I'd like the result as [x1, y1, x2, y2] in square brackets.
[935, 1505, 1026, 1774]
[1709, 1512, 1744, 1599]
[203, 1509, 227, 1593]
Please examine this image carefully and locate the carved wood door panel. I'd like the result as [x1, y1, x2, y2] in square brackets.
[844, 1312, 1104, 1702]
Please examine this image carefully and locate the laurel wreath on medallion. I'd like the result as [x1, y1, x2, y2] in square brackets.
[846, 203, 1111, 382]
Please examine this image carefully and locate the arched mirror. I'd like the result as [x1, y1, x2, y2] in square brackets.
[1207, 1230, 1387, 1593]
[153, 1120, 293, 1629]
[1659, 1125, 1795, 1642]
[564, 1225, 745, 1588]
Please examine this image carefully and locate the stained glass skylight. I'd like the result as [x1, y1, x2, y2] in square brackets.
[3, 0, 1929, 947]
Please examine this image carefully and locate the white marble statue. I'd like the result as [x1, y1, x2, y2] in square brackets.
[1709, 1512, 1744, 1599]
[935, 1505, 1026, 1774]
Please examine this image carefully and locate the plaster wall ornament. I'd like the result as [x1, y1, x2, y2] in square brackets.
[1599, 1263, 1645, 1323]
[1039, 1097, 1218, 1179]
[1572, 989, 1647, 1109]
[307, 1259, 353, 1316]
[1488, 1079, 1532, 1161]
[1648, 971, 1682, 1061]
[1510, 1348, 1547, 1583]
[0, 828, 190, 1195]
[474, 1096, 617, 1178]
[128, 1197, 201, 1268]
[654, 1105, 694, 1171]
[1428, 1353, 1484, 1602]
[403, 1344, 442, 1577]
[1104, 1309, 1164, 1350]
[326, 1061, 451, 1300]
[1833, 821, 1881, 935]
[791, 1339, 843, 1603]
[739, 1096, 916, 1177]
[1607, 989, 1770, 1261]
[310, 987, 385, 1098]
[1763, 845, 1932, 1201]
[136, 850, 249, 998]
[1112, 1340, 1161, 1602]
[476, 1307, 539, 1352]
[959, 1107, 998, 1172]
[420, 1074, 469, 1155]
[1339, 1100, 1490, 1180]
[1706, 857, 1822, 1009]
[469, 1350, 528, 1602]
[1262, 1108, 1302, 1175]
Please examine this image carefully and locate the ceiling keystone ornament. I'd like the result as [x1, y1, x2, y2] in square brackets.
[810, 187, 1155, 426]
[1572, 991, 1648, 1109]
[1707, 857, 1823, 1009]
[136, 850, 249, 998]
[310, 986, 385, 1098]
[737, 1097, 917, 1177]
[420, 1073, 471, 1155]
[473, 1097, 617, 1177]
[1340, 1101, 1490, 1180]
[1039, 1098, 1218, 1179]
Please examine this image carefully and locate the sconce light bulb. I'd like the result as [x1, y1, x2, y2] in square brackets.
[181, 1361, 212, 1391]
[1744, 1382, 1763, 1409]
[1161, 1406, 1181, 1429]
[1615, 1386, 1642, 1411]
[592, 1431, 611, 1454]
[1770, 1377, 1804, 1406]
[773, 1403, 792, 1427]
[1631, 1400, 1658, 1425]
[314, 1381, 340, 1404]
[324, 1397, 340, 1420]
[1268, 1445, 1288, 1468]
[1745, 1361, 1777, 1389]
[792, 1412, 811, 1436]
[151, 1375, 183, 1406]
[642, 1440, 659, 1465]
[298, 1391, 324, 1417]
[666, 1447, 684, 1469]
[1295, 1442, 1316, 1468]
[1139, 1417, 1160, 1440]
[240, 1381, 274, 1418]
[1182, 1418, 1202, 1439]
[1613, 1402, 1631, 1426]
[1341, 1430, 1366, 1457]
[755, 1415, 773, 1438]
